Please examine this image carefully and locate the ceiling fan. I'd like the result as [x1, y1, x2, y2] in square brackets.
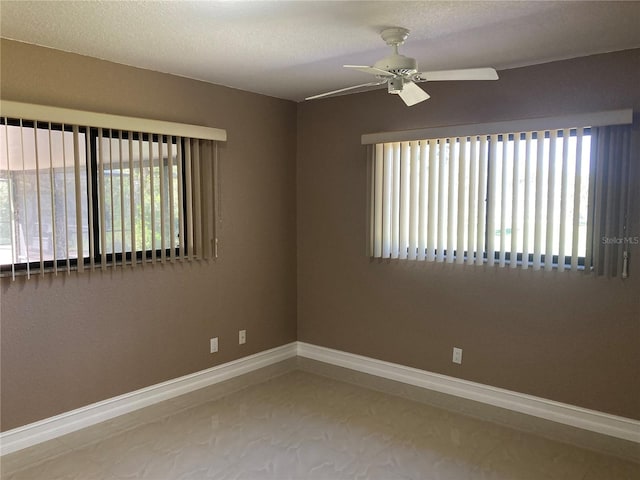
[306, 27, 499, 106]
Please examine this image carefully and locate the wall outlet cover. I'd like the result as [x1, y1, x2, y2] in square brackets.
[453, 347, 463, 364]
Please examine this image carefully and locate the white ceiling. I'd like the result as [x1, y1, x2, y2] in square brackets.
[1, 1, 639, 102]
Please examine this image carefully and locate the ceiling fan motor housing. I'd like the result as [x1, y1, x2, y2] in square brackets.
[387, 77, 404, 94]
[374, 54, 418, 76]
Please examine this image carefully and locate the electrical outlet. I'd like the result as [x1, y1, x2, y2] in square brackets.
[239, 329, 246, 345]
[452, 347, 463, 365]
[210, 337, 218, 353]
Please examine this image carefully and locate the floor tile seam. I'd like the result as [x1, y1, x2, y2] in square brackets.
[0, 440, 71, 478]
[293, 369, 502, 434]
[56, 422, 144, 451]
[171, 367, 296, 412]
[502, 425, 640, 467]
[295, 366, 640, 465]
[1, 445, 107, 480]
[95, 446, 174, 480]
[61, 368, 299, 465]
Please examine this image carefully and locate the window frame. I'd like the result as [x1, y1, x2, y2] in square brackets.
[364, 109, 633, 272]
[0, 118, 85, 274]
[0, 101, 226, 278]
[88, 128, 187, 268]
[482, 129, 591, 269]
[0, 122, 189, 274]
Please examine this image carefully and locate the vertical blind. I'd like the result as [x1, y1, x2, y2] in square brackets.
[89, 131, 218, 269]
[586, 125, 633, 277]
[370, 128, 596, 271]
[0, 102, 225, 279]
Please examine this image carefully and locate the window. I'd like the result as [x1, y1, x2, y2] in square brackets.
[94, 130, 183, 263]
[366, 110, 633, 275]
[0, 121, 89, 271]
[0, 102, 226, 278]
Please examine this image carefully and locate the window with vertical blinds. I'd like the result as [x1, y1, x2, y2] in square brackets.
[365, 110, 633, 275]
[0, 102, 226, 279]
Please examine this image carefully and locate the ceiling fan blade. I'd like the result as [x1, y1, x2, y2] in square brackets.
[305, 80, 388, 101]
[398, 81, 430, 107]
[413, 67, 499, 82]
[344, 65, 395, 77]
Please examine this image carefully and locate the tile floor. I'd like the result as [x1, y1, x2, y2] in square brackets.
[2, 369, 638, 480]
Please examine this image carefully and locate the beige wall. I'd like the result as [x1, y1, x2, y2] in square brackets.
[297, 49, 640, 419]
[0, 40, 298, 430]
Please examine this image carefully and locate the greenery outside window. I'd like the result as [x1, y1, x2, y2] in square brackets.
[0, 103, 225, 279]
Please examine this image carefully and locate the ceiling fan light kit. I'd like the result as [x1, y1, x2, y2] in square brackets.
[306, 27, 499, 106]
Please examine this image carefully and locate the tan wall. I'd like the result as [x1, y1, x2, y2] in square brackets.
[1, 40, 638, 431]
[0, 40, 298, 431]
[297, 49, 640, 419]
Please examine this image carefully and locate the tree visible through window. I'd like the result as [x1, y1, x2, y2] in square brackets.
[96, 133, 181, 258]
[1, 117, 218, 276]
[0, 123, 88, 267]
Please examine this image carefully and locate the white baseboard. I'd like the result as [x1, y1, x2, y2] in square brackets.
[296, 342, 640, 444]
[3, 340, 637, 456]
[0, 342, 297, 456]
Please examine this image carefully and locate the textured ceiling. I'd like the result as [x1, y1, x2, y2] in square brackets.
[1, 1, 639, 102]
